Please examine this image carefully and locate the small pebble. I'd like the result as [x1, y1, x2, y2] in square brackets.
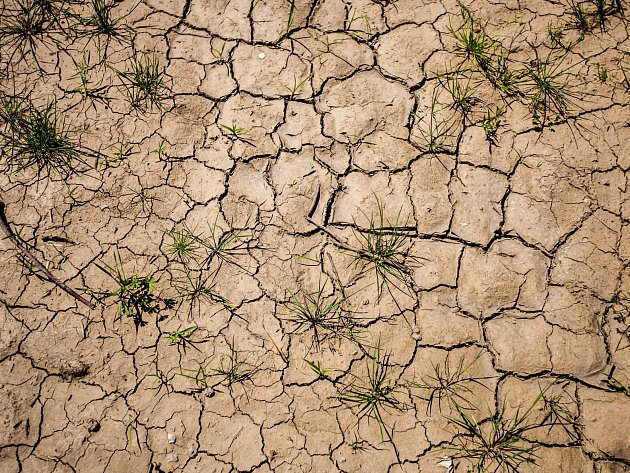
[411, 325, 421, 341]
[258, 52, 266, 59]
[167, 453, 178, 463]
[167, 432, 176, 444]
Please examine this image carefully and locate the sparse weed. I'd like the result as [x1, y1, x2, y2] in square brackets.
[124, 186, 156, 216]
[70, 51, 109, 105]
[80, 0, 133, 56]
[548, 25, 565, 47]
[213, 337, 260, 391]
[414, 88, 458, 154]
[200, 215, 253, 271]
[444, 391, 547, 472]
[539, 382, 581, 441]
[597, 64, 608, 81]
[591, 0, 620, 32]
[449, 7, 496, 74]
[619, 60, 630, 91]
[280, 73, 312, 99]
[0, 95, 83, 177]
[436, 70, 480, 118]
[0, 0, 71, 72]
[178, 358, 214, 391]
[606, 365, 630, 397]
[284, 280, 360, 350]
[148, 353, 172, 394]
[568, 1, 593, 33]
[408, 351, 491, 416]
[349, 196, 419, 299]
[181, 338, 260, 396]
[345, 9, 372, 39]
[338, 340, 405, 441]
[118, 52, 167, 111]
[84, 252, 175, 330]
[609, 291, 630, 351]
[524, 52, 581, 127]
[449, 8, 524, 97]
[172, 267, 234, 318]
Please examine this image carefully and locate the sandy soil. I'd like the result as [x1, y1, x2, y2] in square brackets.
[1, 0, 630, 471]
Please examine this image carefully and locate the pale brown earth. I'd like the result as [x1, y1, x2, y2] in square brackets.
[0, 0, 630, 472]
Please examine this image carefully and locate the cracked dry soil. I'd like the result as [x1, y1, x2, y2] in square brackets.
[1, 0, 630, 472]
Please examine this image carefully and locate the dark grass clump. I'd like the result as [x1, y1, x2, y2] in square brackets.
[0, 94, 83, 177]
[118, 52, 168, 111]
[0, 0, 73, 72]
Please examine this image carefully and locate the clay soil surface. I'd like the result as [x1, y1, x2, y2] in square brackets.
[1, 0, 630, 472]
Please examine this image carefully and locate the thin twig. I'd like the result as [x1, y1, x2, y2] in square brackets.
[0, 202, 95, 309]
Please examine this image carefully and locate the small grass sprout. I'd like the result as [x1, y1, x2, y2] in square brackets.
[304, 358, 334, 378]
[220, 122, 253, 144]
[118, 52, 167, 111]
[338, 340, 405, 441]
[350, 196, 419, 299]
[165, 225, 204, 265]
[163, 325, 201, 352]
[280, 73, 312, 99]
[525, 51, 581, 127]
[284, 280, 360, 350]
